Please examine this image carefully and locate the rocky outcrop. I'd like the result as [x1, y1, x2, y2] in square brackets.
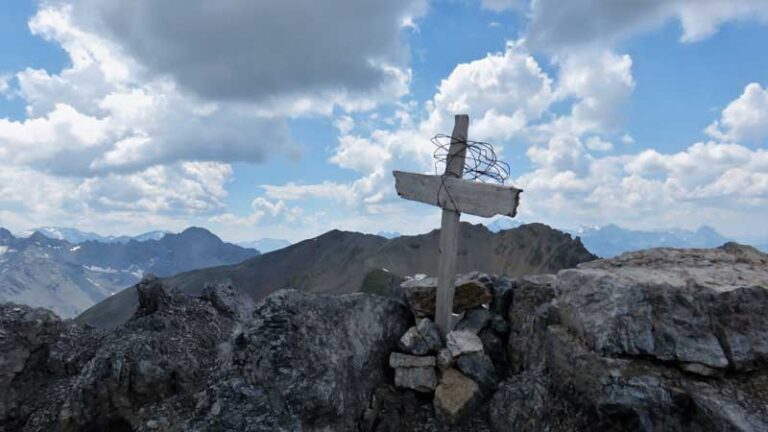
[555, 243, 768, 372]
[493, 243, 768, 432]
[3, 243, 768, 432]
[1, 278, 409, 431]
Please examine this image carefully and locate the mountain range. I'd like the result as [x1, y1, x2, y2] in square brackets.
[0, 227, 259, 318]
[76, 222, 597, 328]
[484, 217, 766, 257]
[17, 226, 170, 244]
[571, 224, 734, 257]
[6, 220, 765, 322]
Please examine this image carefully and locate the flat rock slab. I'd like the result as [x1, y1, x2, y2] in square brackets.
[395, 367, 438, 393]
[555, 244, 768, 371]
[389, 352, 437, 368]
[402, 275, 492, 317]
[434, 368, 482, 424]
[446, 330, 484, 357]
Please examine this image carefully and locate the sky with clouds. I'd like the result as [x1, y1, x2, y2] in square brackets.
[0, 0, 767, 243]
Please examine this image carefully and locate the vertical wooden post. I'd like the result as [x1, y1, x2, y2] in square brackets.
[435, 114, 469, 336]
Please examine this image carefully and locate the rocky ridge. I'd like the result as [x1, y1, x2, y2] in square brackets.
[77, 222, 596, 329]
[1, 242, 767, 431]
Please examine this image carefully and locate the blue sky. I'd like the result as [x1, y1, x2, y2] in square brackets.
[0, 0, 767, 243]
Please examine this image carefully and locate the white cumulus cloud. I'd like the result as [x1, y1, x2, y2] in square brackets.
[706, 83, 768, 144]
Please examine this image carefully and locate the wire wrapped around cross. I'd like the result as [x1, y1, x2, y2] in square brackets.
[431, 133, 511, 211]
[431, 133, 510, 183]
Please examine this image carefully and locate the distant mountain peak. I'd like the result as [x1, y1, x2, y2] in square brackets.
[484, 217, 523, 233]
[29, 231, 61, 244]
[575, 224, 731, 258]
[180, 226, 215, 236]
[376, 231, 401, 239]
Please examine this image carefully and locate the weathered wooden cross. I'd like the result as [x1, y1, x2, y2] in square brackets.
[393, 114, 522, 335]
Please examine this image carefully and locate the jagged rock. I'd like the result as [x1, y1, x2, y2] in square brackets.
[389, 352, 436, 368]
[433, 369, 481, 425]
[555, 245, 768, 371]
[437, 348, 454, 371]
[0, 304, 67, 432]
[394, 367, 438, 393]
[401, 274, 492, 317]
[455, 307, 491, 334]
[446, 330, 483, 357]
[2, 284, 411, 432]
[235, 289, 411, 430]
[456, 352, 498, 395]
[507, 274, 557, 373]
[0, 304, 61, 388]
[134, 273, 172, 316]
[199, 279, 255, 319]
[398, 318, 442, 356]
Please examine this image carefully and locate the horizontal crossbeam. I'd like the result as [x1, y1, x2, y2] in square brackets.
[393, 170, 522, 218]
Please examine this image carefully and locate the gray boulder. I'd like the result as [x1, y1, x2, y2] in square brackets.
[555, 244, 768, 371]
[235, 289, 411, 430]
[491, 244, 768, 432]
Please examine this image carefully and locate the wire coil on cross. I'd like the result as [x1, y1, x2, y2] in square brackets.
[432, 133, 511, 210]
[431, 134, 510, 184]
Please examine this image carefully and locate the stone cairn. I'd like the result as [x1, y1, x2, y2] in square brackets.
[389, 272, 511, 424]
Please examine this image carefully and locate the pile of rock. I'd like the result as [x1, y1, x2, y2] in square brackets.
[390, 272, 511, 424]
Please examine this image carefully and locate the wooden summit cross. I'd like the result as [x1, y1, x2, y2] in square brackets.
[393, 114, 522, 336]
